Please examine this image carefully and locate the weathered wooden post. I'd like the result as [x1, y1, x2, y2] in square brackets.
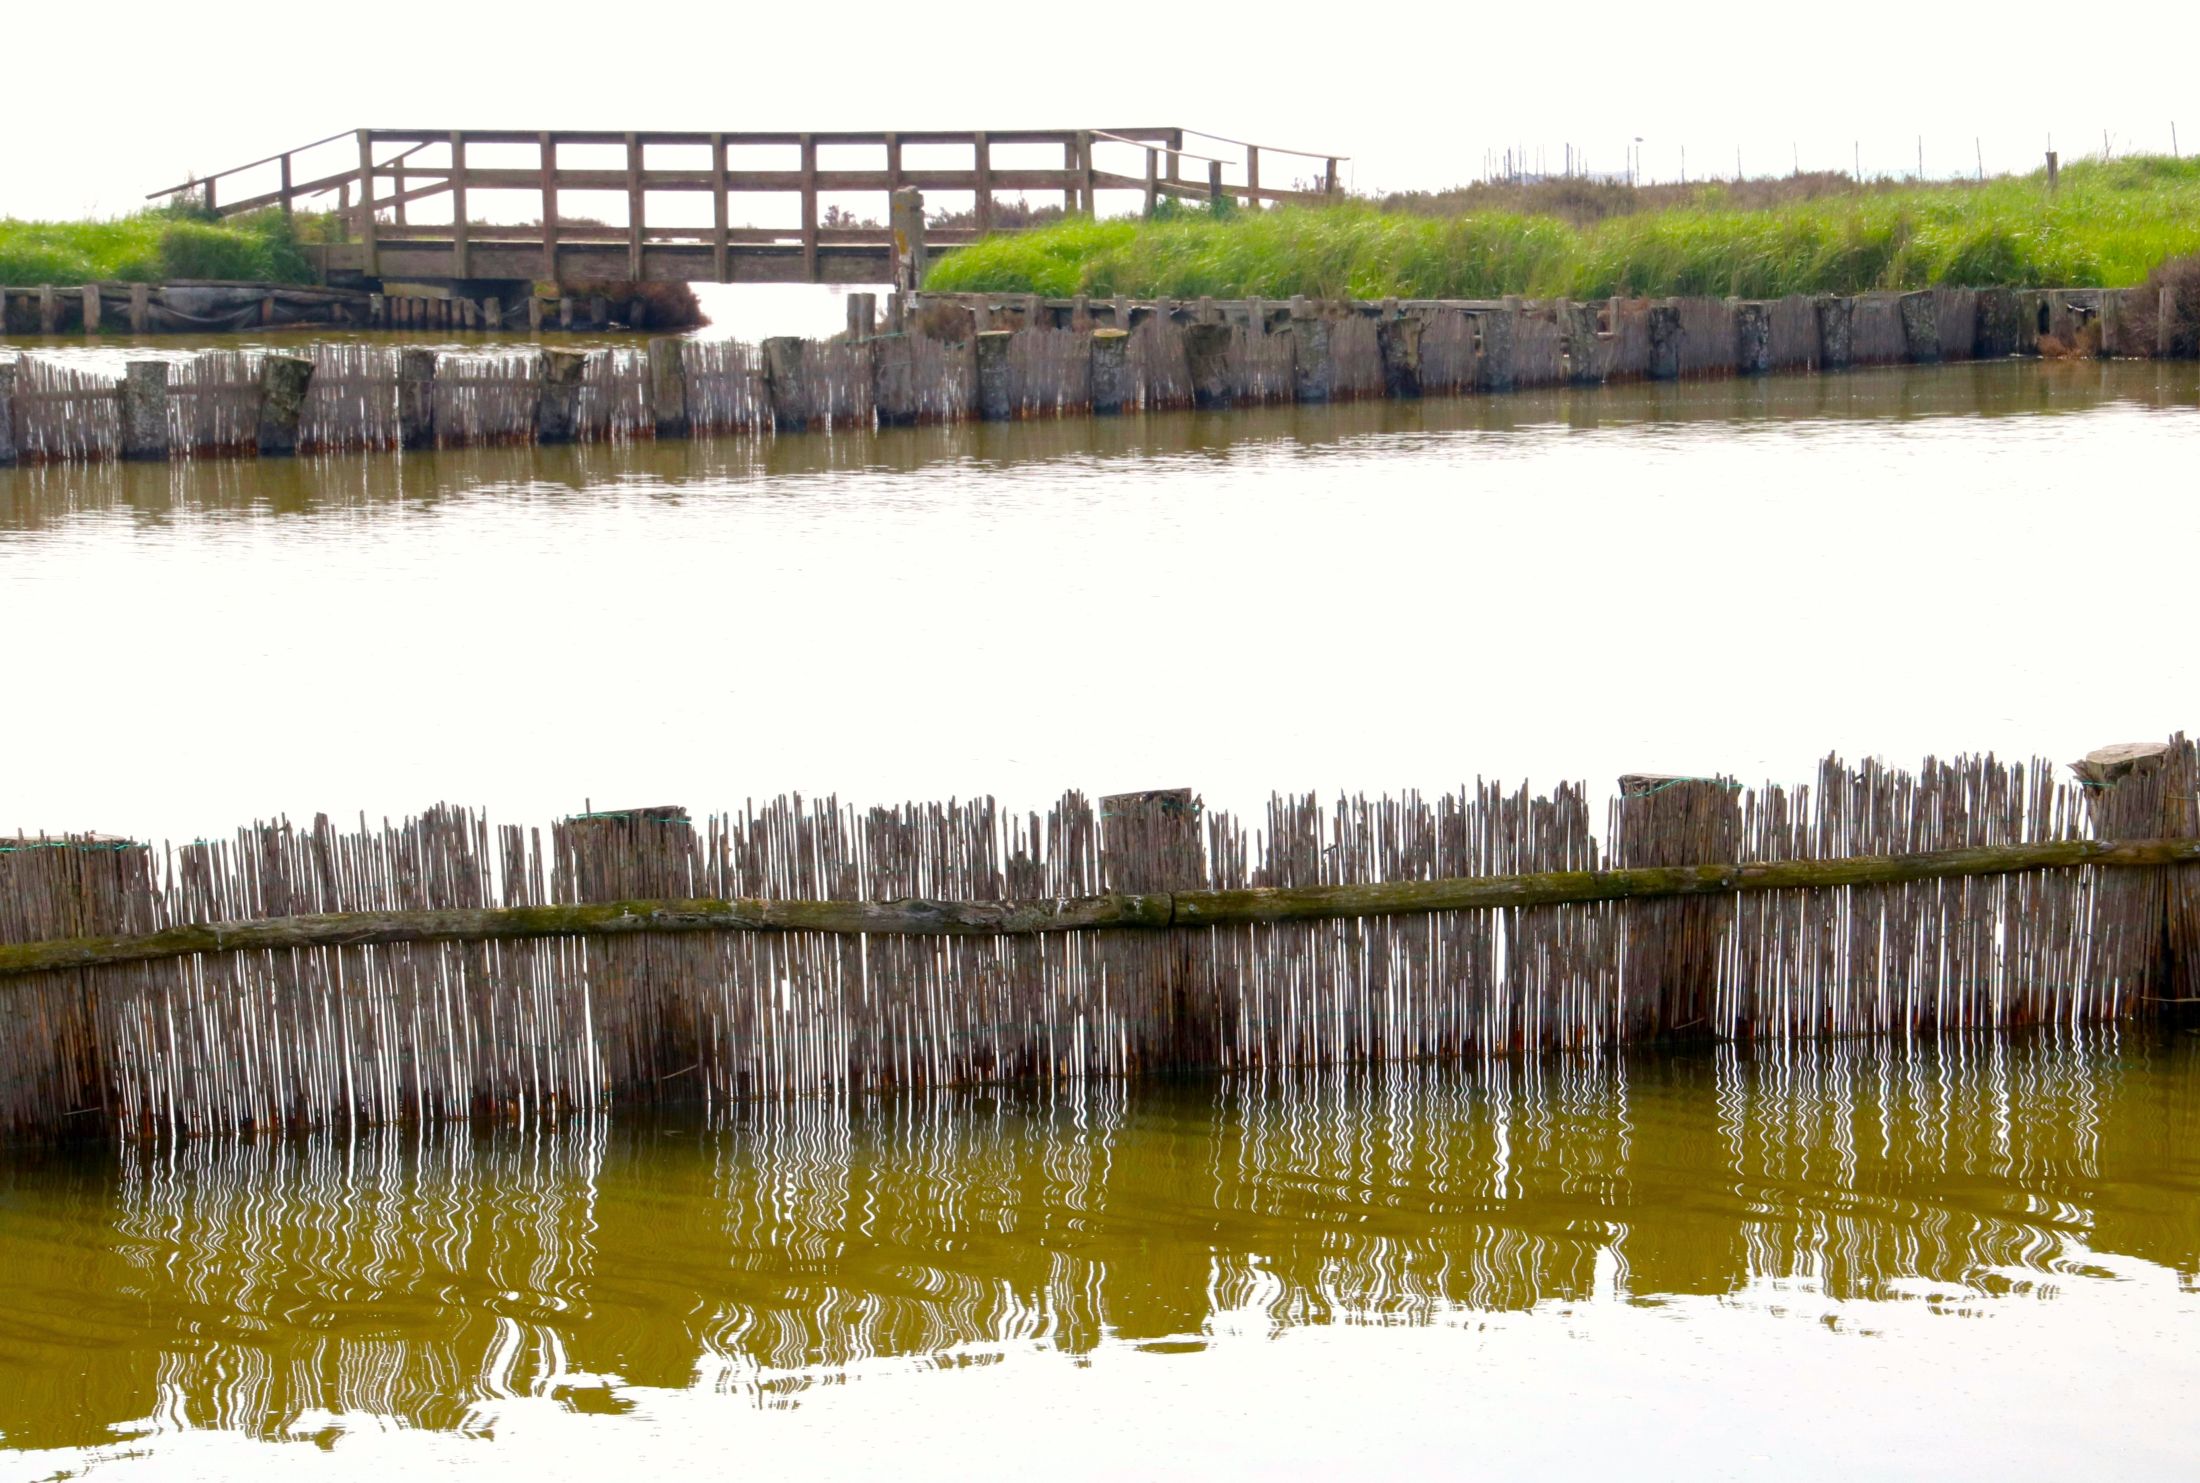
[762, 336, 810, 432]
[1288, 299, 1333, 402]
[1558, 299, 1602, 384]
[1897, 290, 1941, 363]
[1973, 288, 2020, 359]
[1647, 300, 1682, 380]
[1733, 299, 1772, 374]
[1099, 788, 1214, 1067]
[397, 348, 438, 450]
[975, 331, 1015, 420]
[2045, 150, 2059, 193]
[1184, 322, 1233, 409]
[1377, 306, 1423, 397]
[1090, 328, 1132, 414]
[81, 286, 101, 334]
[37, 286, 57, 335]
[1613, 774, 1739, 1040]
[846, 292, 877, 341]
[2099, 289, 2124, 358]
[527, 296, 544, 333]
[535, 348, 588, 443]
[2162, 286, 2179, 359]
[558, 297, 575, 330]
[1476, 304, 1518, 392]
[646, 337, 689, 439]
[0, 360, 16, 466]
[254, 354, 315, 456]
[2075, 739, 2200, 1012]
[128, 283, 150, 335]
[890, 187, 927, 293]
[1814, 294, 1854, 370]
[119, 362, 170, 461]
[484, 297, 503, 331]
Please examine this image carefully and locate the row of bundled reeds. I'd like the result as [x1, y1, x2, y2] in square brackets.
[4, 738, 2196, 1141]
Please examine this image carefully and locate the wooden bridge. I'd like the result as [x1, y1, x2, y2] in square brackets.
[148, 128, 1346, 291]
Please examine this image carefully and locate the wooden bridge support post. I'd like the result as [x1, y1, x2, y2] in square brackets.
[536, 349, 588, 444]
[762, 337, 810, 432]
[2075, 740, 2200, 1012]
[254, 355, 315, 456]
[0, 360, 17, 466]
[485, 297, 503, 331]
[37, 286, 57, 335]
[1614, 774, 1740, 1040]
[646, 338, 689, 439]
[975, 331, 1015, 420]
[890, 188, 927, 293]
[128, 283, 149, 334]
[1099, 788, 1214, 1068]
[397, 349, 438, 450]
[1898, 290, 1941, 363]
[1090, 328, 1132, 414]
[1475, 305, 1518, 392]
[1377, 305, 1423, 398]
[81, 286, 101, 334]
[1814, 295, 1854, 370]
[119, 362, 170, 461]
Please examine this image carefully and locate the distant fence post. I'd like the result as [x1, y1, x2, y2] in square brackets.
[975, 331, 1015, 420]
[0, 360, 16, 466]
[119, 362, 170, 461]
[1100, 787, 1214, 1067]
[1733, 299, 1772, 374]
[536, 349, 588, 443]
[254, 354, 315, 456]
[762, 336, 810, 431]
[397, 349, 438, 450]
[2075, 739, 2200, 1012]
[1613, 774, 1739, 1040]
[646, 338, 689, 439]
[847, 292, 877, 341]
[891, 187, 927, 293]
[1897, 290, 1941, 363]
[1647, 300, 1682, 380]
[1184, 322, 1233, 409]
[1090, 328, 1132, 413]
[1813, 295, 1853, 371]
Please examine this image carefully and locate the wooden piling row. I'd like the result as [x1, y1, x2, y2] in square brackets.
[6, 738, 2200, 1141]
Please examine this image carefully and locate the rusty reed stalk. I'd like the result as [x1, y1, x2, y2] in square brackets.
[5, 837, 2199, 982]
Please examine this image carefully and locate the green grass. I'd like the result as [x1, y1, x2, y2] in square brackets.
[925, 157, 2200, 300]
[0, 204, 327, 286]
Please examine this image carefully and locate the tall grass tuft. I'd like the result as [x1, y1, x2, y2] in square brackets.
[0, 204, 324, 286]
[926, 157, 2200, 300]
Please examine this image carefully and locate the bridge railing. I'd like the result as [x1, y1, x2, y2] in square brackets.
[144, 127, 1348, 285]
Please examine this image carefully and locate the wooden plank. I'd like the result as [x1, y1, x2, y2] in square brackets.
[800, 132, 819, 282]
[449, 131, 470, 280]
[626, 131, 644, 280]
[710, 131, 729, 284]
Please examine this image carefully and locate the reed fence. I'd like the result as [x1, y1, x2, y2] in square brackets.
[4, 737, 2197, 1142]
[0, 283, 2160, 469]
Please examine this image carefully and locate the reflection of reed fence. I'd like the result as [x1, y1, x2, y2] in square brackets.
[5, 737, 2197, 1141]
[0, 284, 2155, 470]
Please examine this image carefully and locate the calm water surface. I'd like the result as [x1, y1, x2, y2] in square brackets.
[2, 358, 2196, 845]
[5, 357, 2200, 1477]
[0, 1030, 2194, 1479]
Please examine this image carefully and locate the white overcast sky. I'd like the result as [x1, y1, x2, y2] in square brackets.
[4, 0, 2196, 221]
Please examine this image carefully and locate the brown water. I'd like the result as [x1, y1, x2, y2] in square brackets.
[5, 358, 2200, 1478]
[0, 1029, 2194, 1479]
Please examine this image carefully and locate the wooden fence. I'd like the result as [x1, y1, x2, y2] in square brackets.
[3, 736, 2197, 1141]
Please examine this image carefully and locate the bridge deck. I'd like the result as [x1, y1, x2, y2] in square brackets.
[154, 127, 1347, 289]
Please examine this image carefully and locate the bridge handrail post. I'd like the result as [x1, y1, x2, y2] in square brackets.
[449, 132, 471, 281]
[624, 132, 645, 282]
[974, 133, 993, 236]
[354, 130, 379, 277]
[1144, 149, 1158, 218]
[799, 133, 819, 283]
[710, 132, 729, 284]
[538, 133, 558, 285]
[1077, 131, 1095, 217]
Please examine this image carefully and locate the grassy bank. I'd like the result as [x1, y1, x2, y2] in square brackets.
[925, 157, 2200, 301]
[0, 204, 326, 286]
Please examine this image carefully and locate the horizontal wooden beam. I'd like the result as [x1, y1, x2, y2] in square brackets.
[7, 837, 2198, 983]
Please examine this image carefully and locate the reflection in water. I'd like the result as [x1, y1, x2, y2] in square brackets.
[0, 1028, 2192, 1465]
